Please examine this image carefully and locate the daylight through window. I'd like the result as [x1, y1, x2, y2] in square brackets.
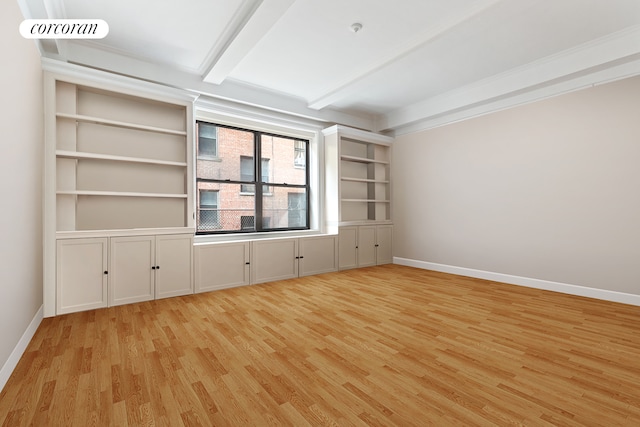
[196, 121, 309, 234]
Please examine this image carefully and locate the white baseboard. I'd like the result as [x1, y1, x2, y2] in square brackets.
[0, 305, 43, 393]
[394, 257, 640, 307]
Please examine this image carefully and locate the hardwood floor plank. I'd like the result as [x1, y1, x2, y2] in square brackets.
[2, 265, 640, 425]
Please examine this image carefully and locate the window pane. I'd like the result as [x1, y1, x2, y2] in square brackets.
[262, 187, 307, 229]
[196, 182, 255, 232]
[197, 123, 217, 158]
[260, 135, 306, 185]
[198, 190, 219, 231]
[197, 126, 254, 182]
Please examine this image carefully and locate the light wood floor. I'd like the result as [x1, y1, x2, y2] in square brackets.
[1, 265, 639, 426]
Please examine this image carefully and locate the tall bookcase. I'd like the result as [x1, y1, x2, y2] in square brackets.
[43, 68, 196, 316]
[323, 125, 394, 270]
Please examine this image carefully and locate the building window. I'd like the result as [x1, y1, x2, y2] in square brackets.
[198, 190, 219, 231]
[197, 122, 218, 159]
[294, 140, 306, 167]
[196, 121, 310, 234]
[240, 157, 270, 194]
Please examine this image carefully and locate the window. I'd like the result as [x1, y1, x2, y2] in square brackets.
[240, 157, 269, 194]
[196, 121, 310, 234]
[294, 140, 306, 167]
[198, 190, 219, 230]
[197, 123, 217, 158]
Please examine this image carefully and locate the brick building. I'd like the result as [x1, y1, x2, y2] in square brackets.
[196, 124, 307, 233]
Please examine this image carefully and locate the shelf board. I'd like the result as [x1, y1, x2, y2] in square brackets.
[340, 155, 389, 165]
[56, 150, 187, 167]
[339, 220, 393, 226]
[56, 112, 187, 136]
[341, 199, 390, 203]
[341, 177, 389, 184]
[56, 190, 188, 198]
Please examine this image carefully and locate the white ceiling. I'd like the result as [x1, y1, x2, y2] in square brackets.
[21, 0, 640, 134]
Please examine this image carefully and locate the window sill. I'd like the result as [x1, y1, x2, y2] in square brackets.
[194, 228, 334, 245]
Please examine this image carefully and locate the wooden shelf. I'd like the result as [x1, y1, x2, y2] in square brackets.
[341, 177, 389, 184]
[56, 113, 187, 136]
[56, 190, 188, 198]
[340, 155, 389, 165]
[341, 199, 390, 203]
[56, 150, 187, 167]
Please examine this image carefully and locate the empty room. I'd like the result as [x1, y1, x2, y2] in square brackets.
[2, 0, 639, 425]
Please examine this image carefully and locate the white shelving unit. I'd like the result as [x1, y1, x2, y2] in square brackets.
[323, 125, 393, 227]
[324, 125, 394, 271]
[43, 69, 197, 316]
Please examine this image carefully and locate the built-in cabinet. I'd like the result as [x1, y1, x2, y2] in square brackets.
[56, 237, 108, 315]
[251, 235, 339, 284]
[57, 233, 193, 314]
[195, 241, 251, 292]
[44, 69, 196, 316]
[324, 125, 394, 271]
[194, 235, 338, 290]
[45, 70, 395, 317]
[338, 225, 393, 270]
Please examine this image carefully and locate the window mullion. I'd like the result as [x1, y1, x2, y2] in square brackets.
[254, 131, 263, 232]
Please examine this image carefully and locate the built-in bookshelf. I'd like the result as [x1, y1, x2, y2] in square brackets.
[52, 80, 193, 232]
[43, 68, 197, 317]
[323, 125, 393, 227]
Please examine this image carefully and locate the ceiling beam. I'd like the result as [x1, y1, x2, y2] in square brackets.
[202, 0, 296, 85]
[307, 0, 504, 110]
[379, 25, 640, 134]
[52, 43, 375, 130]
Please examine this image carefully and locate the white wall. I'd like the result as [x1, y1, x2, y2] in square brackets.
[392, 75, 640, 300]
[0, 1, 44, 390]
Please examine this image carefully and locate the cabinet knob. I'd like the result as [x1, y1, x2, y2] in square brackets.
[156, 266, 160, 270]
[245, 262, 250, 265]
[299, 256, 304, 259]
[152, 266, 156, 270]
[375, 244, 379, 247]
[104, 271, 108, 275]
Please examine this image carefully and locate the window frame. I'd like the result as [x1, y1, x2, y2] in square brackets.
[195, 121, 310, 235]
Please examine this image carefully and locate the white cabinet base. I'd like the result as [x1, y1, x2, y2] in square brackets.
[109, 236, 155, 307]
[339, 225, 392, 270]
[56, 238, 108, 314]
[195, 241, 250, 292]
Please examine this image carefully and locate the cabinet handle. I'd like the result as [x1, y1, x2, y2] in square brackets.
[245, 262, 250, 265]
[375, 244, 379, 247]
[104, 271, 108, 275]
[156, 266, 160, 270]
[299, 256, 304, 259]
[295, 256, 300, 259]
[355, 246, 358, 249]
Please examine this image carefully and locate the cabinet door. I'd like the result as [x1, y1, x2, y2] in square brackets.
[357, 226, 377, 267]
[338, 226, 358, 270]
[56, 238, 108, 314]
[299, 236, 338, 276]
[252, 239, 298, 284]
[195, 241, 250, 292]
[110, 236, 155, 306]
[375, 225, 393, 265]
[155, 234, 193, 299]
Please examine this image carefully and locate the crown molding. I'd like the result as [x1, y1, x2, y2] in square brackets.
[380, 25, 640, 135]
